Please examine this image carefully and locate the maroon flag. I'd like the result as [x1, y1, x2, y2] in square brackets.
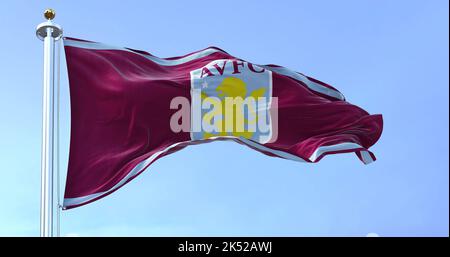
[63, 37, 383, 209]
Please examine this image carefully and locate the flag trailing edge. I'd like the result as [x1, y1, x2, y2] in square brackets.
[63, 37, 383, 209]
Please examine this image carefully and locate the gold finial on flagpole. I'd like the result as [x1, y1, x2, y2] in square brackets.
[44, 8, 56, 20]
[37, 9, 62, 41]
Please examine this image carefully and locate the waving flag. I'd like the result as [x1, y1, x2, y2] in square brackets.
[63, 37, 383, 209]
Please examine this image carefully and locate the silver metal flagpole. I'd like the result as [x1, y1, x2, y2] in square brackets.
[36, 9, 63, 237]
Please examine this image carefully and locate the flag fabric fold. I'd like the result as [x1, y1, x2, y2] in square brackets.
[63, 37, 383, 209]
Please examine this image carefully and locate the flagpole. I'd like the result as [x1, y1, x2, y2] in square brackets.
[36, 9, 63, 237]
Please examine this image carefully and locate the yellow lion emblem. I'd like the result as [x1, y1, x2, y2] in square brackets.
[201, 77, 266, 139]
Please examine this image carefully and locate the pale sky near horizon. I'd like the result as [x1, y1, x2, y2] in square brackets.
[0, 0, 448, 236]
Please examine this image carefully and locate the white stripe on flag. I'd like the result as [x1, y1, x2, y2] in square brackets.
[309, 142, 365, 162]
[63, 39, 226, 66]
[64, 39, 345, 101]
[63, 139, 371, 208]
[360, 150, 375, 164]
[262, 66, 346, 101]
[63, 140, 187, 208]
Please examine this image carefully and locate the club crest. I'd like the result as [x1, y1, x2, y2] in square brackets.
[190, 59, 274, 143]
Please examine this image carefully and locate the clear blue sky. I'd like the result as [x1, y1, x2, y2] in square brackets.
[0, 0, 448, 236]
